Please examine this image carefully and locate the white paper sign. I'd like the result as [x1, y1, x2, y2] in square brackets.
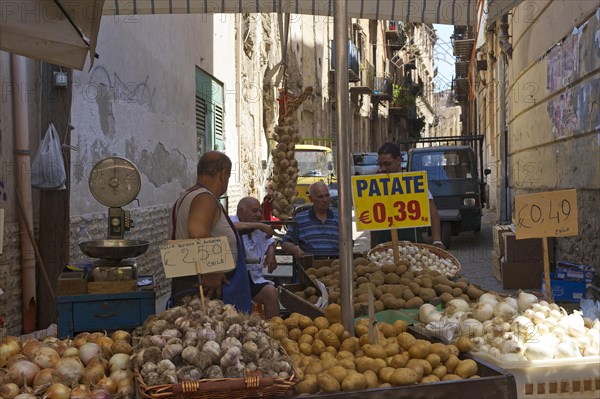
[159, 236, 235, 278]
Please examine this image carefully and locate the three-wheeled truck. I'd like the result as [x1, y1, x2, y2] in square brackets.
[400, 135, 491, 249]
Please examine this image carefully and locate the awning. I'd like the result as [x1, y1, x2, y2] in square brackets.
[103, 0, 479, 26]
[0, 0, 105, 70]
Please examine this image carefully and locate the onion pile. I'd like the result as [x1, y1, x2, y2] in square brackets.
[270, 87, 313, 220]
[0, 330, 134, 399]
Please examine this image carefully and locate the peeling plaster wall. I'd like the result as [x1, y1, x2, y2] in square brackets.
[68, 15, 238, 299]
[505, 2, 600, 266]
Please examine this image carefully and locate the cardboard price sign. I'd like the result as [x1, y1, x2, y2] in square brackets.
[159, 237, 235, 278]
[351, 171, 431, 232]
[515, 189, 578, 239]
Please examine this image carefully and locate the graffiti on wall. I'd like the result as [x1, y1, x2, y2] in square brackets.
[86, 66, 156, 109]
[547, 9, 600, 138]
[547, 33, 579, 138]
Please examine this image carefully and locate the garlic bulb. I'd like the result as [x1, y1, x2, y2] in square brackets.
[517, 291, 538, 312]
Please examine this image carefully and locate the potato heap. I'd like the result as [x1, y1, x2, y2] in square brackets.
[270, 87, 313, 220]
[0, 330, 135, 399]
[299, 257, 485, 315]
[134, 298, 294, 387]
[270, 305, 479, 394]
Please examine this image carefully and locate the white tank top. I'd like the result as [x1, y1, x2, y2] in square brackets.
[170, 187, 238, 264]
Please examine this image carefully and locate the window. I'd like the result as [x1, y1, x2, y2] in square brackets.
[195, 68, 225, 153]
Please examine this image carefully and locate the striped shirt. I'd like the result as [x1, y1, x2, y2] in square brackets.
[283, 208, 339, 258]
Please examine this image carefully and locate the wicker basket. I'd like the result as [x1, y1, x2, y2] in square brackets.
[367, 241, 461, 278]
[135, 367, 297, 399]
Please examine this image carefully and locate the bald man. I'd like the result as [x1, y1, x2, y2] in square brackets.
[231, 197, 280, 318]
[281, 181, 339, 259]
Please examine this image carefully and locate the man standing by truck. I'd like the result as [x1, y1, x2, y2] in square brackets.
[373, 142, 445, 249]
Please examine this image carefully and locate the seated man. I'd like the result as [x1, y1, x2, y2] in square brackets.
[281, 181, 339, 259]
[231, 196, 280, 319]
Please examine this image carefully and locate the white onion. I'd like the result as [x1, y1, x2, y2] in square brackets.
[78, 342, 102, 365]
[471, 302, 494, 322]
[55, 357, 84, 386]
[33, 346, 60, 369]
[517, 291, 538, 312]
[108, 353, 131, 373]
[6, 360, 40, 386]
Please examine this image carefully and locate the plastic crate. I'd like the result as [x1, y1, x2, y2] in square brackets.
[472, 352, 600, 398]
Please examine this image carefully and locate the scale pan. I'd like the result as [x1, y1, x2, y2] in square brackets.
[79, 239, 150, 260]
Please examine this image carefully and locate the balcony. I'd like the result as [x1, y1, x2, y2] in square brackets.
[330, 40, 360, 82]
[372, 76, 392, 100]
[452, 26, 474, 61]
[385, 21, 405, 49]
[455, 61, 470, 79]
[350, 60, 374, 95]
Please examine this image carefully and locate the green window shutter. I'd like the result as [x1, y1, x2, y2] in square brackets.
[195, 67, 225, 153]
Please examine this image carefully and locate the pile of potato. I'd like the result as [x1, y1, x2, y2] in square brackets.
[270, 305, 479, 394]
[297, 257, 485, 315]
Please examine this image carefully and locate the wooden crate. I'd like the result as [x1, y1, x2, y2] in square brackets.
[492, 250, 502, 281]
[493, 225, 512, 257]
[87, 279, 137, 294]
[57, 272, 88, 295]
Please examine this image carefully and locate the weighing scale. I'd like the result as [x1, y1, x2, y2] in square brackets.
[78, 156, 150, 276]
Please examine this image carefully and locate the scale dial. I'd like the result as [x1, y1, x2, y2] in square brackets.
[89, 157, 141, 207]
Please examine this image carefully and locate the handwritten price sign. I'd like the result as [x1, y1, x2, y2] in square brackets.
[159, 237, 235, 278]
[352, 171, 431, 231]
[515, 189, 578, 239]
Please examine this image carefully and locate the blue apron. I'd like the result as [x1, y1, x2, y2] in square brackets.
[221, 228, 252, 314]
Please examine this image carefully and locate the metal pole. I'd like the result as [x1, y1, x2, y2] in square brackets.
[334, 0, 354, 335]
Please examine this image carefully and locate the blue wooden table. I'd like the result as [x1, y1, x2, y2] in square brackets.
[56, 291, 155, 338]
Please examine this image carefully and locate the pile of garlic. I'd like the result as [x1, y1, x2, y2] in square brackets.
[419, 292, 600, 362]
[271, 115, 300, 220]
[270, 87, 313, 220]
[369, 244, 459, 278]
[135, 298, 294, 386]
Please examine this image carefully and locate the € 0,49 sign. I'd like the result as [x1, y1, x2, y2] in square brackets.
[352, 171, 431, 232]
[515, 189, 578, 239]
[159, 236, 235, 278]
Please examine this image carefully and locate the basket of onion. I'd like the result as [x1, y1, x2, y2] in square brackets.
[0, 329, 135, 399]
[133, 298, 297, 399]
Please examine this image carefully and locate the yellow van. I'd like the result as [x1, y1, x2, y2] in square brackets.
[294, 144, 337, 205]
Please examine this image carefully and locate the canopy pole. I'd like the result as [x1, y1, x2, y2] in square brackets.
[334, 0, 354, 335]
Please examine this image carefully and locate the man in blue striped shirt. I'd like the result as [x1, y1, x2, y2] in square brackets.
[281, 182, 339, 259]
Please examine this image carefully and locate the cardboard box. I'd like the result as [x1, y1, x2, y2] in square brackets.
[555, 261, 596, 283]
[542, 273, 587, 302]
[503, 233, 554, 263]
[501, 259, 544, 289]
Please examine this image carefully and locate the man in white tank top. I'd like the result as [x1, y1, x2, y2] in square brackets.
[169, 152, 255, 311]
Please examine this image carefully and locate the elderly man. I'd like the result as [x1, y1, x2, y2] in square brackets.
[169, 151, 254, 311]
[373, 142, 445, 249]
[281, 181, 339, 259]
[231, 197, 280, 318]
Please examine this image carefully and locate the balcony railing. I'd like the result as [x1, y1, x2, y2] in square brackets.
[385, 21, 405, 47]
[330, 40, 360, 82]
[350, 60, 374, 95]
[373, 76, 392, 100]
